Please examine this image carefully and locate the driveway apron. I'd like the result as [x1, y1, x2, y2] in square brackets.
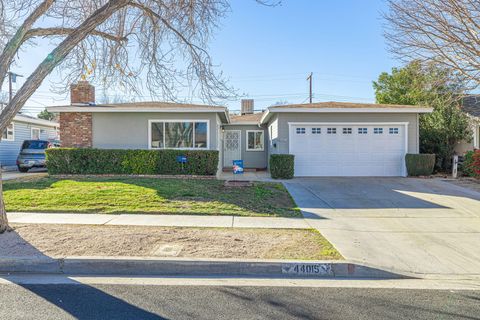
[284, 177, 480, 277]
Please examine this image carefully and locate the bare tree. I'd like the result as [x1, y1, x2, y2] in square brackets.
[0, 0, 279, 233]
[384, 0, 480, 89]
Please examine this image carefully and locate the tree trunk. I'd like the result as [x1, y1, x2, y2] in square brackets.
[0, 169, 8, 234]
[0, 0, 130, 234]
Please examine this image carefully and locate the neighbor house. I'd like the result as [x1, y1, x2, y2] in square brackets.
[47, 81, 432, 177]
[455, 95, 480, 155]
[0, 113, 59, 167]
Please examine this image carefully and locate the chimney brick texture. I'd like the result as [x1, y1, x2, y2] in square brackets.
[59, 112, 92, 148]
[70, 81, 95, 104]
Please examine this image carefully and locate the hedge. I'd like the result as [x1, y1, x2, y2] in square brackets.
[405, 153, 436, 176]
[269, 154, 294, 179]
[46, 148, 219, 176]
[462, 150, 480, 178]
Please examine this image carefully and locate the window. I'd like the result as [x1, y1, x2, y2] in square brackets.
[296, 127, 306, 134]
[327, 128, 337, 134]
[374, 128, 383, 134]
[342, 127, 352, 134]
[358, 128, 368, 134]
[311, 128, 321, 134]
[149, 120, 208, 149]
[247, 130, 264, 151]
[31, 127, 41, 140]
[21, 140, 49, 150]
[1, 123, 14, 141]
[389, 127, 399, 134]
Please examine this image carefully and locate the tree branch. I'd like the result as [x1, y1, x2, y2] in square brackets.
[25, 27, 129, 43]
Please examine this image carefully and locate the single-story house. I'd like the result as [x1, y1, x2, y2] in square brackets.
[47, 81, 432, 177]
[455, 95, 480, 155]
[0, 113, 59, 167]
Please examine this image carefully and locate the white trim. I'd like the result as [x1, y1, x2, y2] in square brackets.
[287, 122, 410, 177]
[147, 119, 210, 150]
[260, 107, 432, 124]
[13, 115, 58, 127]
[288, 121, 410, 126]
[270, 107, 432, 113]
[246, 130, 265, 152]
[47, 106, 227, 113]
[31, 127, 41, 140]
[1, 122, 15, 141]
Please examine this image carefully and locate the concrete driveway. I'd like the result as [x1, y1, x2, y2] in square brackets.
[1, 168, 47, 181]
[284, 177, 480, 278]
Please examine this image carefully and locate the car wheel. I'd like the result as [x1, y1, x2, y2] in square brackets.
[18, 167, 29, 173]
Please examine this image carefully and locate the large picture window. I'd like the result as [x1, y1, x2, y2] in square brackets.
[1, 123, 14, 141]
[246, 130, 264, 151]
[149, 120, 208, 149]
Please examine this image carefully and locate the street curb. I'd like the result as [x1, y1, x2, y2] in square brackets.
[0, 257, 413, 279]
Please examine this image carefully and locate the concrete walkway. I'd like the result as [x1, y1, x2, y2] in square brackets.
[284, 177, 480, 277]
[6, 212, 310, 229]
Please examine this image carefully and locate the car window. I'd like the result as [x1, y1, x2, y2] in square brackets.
[21, 140, 49, 149]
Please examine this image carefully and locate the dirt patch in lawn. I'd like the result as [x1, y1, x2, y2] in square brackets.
[1, 224, 342, 260]
[445, 178, 480, 193]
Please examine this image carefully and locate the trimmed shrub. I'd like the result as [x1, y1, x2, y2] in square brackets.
[462, 150, 476, 177]
[270, 154, 294, 179]
[405, 153, 436, 176]
[46, 148, 219, 176]
[463, 150, 480, 178]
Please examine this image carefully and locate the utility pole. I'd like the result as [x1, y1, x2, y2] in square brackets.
[306, 72, 313, 103]
[7, 71, 23, 102]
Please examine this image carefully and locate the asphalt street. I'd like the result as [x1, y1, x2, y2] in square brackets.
[0, 282, 479, 320]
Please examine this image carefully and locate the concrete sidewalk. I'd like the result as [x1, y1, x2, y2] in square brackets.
[6, 212, 310, 229]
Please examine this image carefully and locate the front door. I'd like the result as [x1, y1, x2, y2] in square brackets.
[224, 130, 241, 168]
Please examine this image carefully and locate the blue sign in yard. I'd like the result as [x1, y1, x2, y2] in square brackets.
[233, 160, 244, 174]
[176, 155, 187, 164]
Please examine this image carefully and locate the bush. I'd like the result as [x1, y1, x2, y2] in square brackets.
[269, 154, 294, 179]
[463, 150, 480, 178]
[405, 153, 436, 176]
[462, 150, 475, 177]
[46, 148, 219, 176]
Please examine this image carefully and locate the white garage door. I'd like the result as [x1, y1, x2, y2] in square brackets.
[289, 123, 407, 177]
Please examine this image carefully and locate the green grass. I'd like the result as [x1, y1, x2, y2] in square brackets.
[3, 177, 301, 217]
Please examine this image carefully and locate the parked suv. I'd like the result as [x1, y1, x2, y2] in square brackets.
[16, 140, 53, 172]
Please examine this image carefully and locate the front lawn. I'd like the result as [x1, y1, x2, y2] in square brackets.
[3, 177, 301, 217]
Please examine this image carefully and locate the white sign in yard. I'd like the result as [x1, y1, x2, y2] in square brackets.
[282, 263, 333, 276]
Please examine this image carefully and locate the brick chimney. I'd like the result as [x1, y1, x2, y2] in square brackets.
[241, 99, 254, 115]
[70, 81, 95, 105]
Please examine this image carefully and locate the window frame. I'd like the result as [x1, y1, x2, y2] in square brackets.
[311, 127, 321, 134]
[358, 128, 368, 134]
[342, 127, 352, 134]
[148, 119, 210, 150]
[389, 127, 399, 135]
[327, 127, 337, 134]
[31, 127, 41, 140]
[246, 130, 265, 152]
[296, 127, 306, 134]
[2, 123, 14, 141]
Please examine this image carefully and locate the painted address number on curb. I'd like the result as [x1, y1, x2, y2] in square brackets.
[282, 263, 333, 276]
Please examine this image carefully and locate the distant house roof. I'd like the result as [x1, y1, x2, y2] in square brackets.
[229, 112, 264, 125]
[13, 113, 59, 127]
[461, 95, 480, 118]
[269, 101, 428, 110]
[260, 101, 433, 124]
[47, 101, 230, 123]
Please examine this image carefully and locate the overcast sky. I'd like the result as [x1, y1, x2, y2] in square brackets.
[4, 0, 397, 116]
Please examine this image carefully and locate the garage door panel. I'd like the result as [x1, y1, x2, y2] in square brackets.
[290, 124, 406, 177]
